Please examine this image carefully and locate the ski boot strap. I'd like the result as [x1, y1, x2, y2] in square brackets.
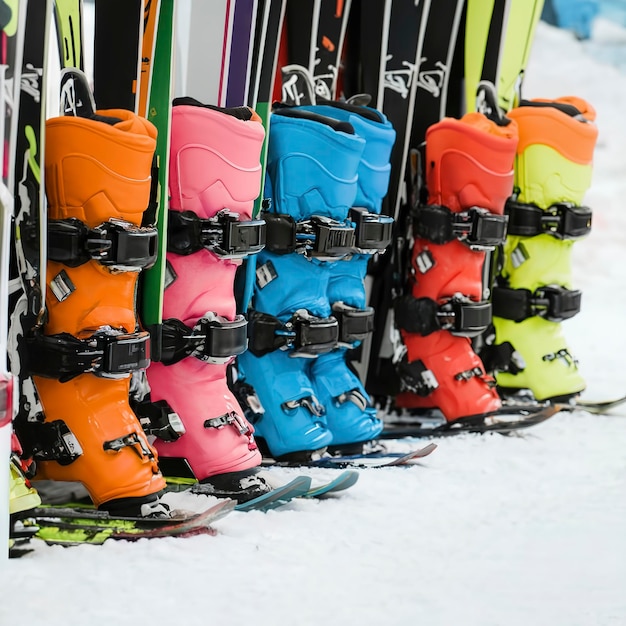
[332, 302, 375, 344]
[47, 218, 158, 270]
[26, 328, 150, 381]
[412, 204, 508, 250]
[395, 294, 492, 337]
[133, 399, 186, 442]
[167, 209, 266, 258]
[17, 419, 83, 465]
[263, 213, 356, 257]
[492, 285, 582, 322]
[160, 314, 248, 365]
[247, 309, 339, 357]
[396, 357, 439, 397]
[505, 200, 592, 239]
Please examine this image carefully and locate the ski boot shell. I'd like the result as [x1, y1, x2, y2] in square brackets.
[396, 113, 518, 420]
[491, 97, 597, 401]
[29, 110, 165, 508]
[146, 100, 264, 480]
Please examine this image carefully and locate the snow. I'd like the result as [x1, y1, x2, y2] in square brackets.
[3, 19, 626, 626]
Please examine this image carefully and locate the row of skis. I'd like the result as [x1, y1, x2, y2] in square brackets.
[1, 0, 623, 554]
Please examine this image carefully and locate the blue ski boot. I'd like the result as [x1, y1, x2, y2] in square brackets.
[300, 102, 395, 448]
[237, 107, 365, 458]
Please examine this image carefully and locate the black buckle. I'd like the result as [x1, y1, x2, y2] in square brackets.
[394, 295, 490, 337]
[264, 213, 356, 257]
[247, 309, 339, 357]
[19, 420, 83, 465]
[438, 299, 492, 337]
[26, 329, 150, 381]
[349, 207, 394, 252]
[167, 209, 266, 258]
[332, 302, 374, 343]
[397, 357, 438, 397]
[506, 200, 592, 239]
[204, 411, 251, 435]
[103, 432, 155, 459]
[48, 218, 158, 269]
[492, 285, 581, 322]
[160, 314, 248, 365]
[134, 399, 186, 442]
[412, 204, 507, 249]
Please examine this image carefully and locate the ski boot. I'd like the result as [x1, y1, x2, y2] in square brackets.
[18, 109, 166, 515]
[394, 112, 518, 421]
[237, 106, 366, 459]
[144, 99, 268, 500]
[298, 102, 395, 449]
[9, 434, 40, 515]
[488, 97, 597, 402]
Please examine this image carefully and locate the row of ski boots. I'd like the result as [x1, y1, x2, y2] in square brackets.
[393, 96, 597, 422]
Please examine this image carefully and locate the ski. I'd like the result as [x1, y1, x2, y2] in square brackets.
[1, 0, 23, 559]
[380, 404, 562, 439]
[14, 498, 235, 546]
[303, 470, 359, 498]
[303, 442, 438, 469]
[93, 0, 143, 111]
[231, 476, 312, 512]
[576, 397, 626, 414]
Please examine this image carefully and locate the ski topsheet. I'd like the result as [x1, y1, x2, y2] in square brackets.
[139, 0, 175, 355]
[53, 0, 85, 71]
[93, 0, 142, 111]
[0, 0, 23, 560]
[226, 0, 258, 107]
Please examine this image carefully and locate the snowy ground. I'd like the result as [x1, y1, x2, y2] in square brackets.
[2, 19, 626, 626]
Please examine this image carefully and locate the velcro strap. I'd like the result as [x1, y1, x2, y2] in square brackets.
[26, 329, 150, 381]
[412, 204, 508, 248]
[394, 295, 492, 337]
[160, 314, 248, 365]
[492, 285, 582, 322]
[18, 420, 83, 465]
[48, 218, 158, 269]
[264, 213, 356, 257]
[397, 357, 439, 397]
[247, 309, 339, 357]
[349, 207, 394, 252]
[332, 302, 374, 343]
[134, 399, 186, 442]
[167, 209, 266, 258]
[506, 200, 592, 239]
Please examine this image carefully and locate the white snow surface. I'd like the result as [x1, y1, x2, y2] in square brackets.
[2, 21, 626, 626]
